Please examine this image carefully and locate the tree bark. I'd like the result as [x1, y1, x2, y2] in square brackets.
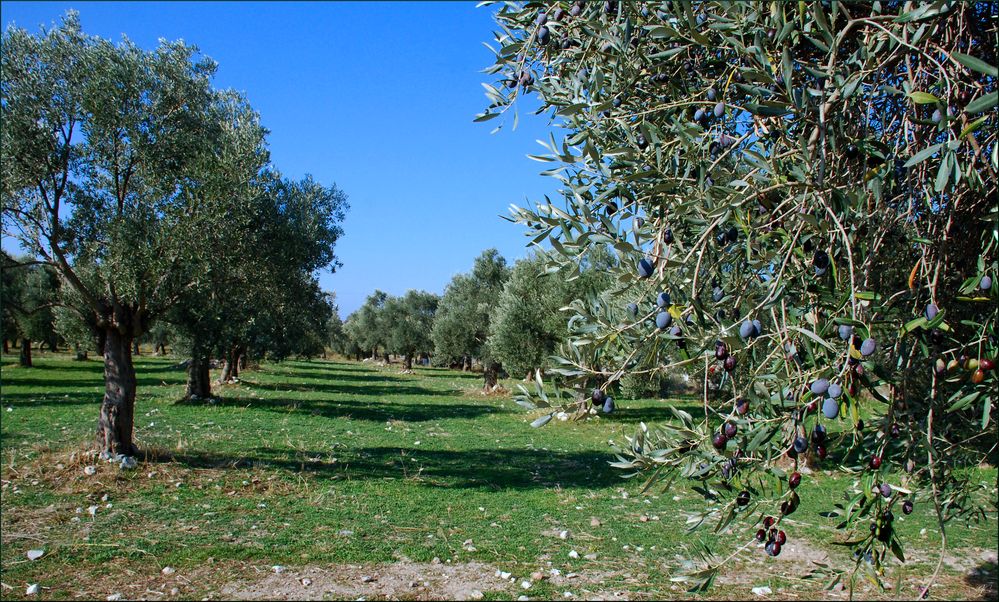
[186, 355, 211, 399]
[483, 361, 501, 390]
[463, 355, 472, 371]
[2, 339, 7, 354]
[19, 338, 32, 367]
[383, 352, 390, 363]
[237, 351, 247, 371]
[95, 330, 107, 357]
[96, 328, 138, 457]
[133, 340, 140, 355]
[154, 342, 166, 355]
[219, 356, 233, 383]
[405, 354, 413, 370]
[48, 339, 58, 352]
[74, 344, 88, 361]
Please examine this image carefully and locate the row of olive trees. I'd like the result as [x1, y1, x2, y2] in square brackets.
[331, 247, 616, 389]
[1, 12, 347, 459]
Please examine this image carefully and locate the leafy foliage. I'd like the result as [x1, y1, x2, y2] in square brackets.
[431, 249, 510, 374]
[482, 0, 997, 589]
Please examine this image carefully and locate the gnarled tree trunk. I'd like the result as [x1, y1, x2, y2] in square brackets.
[186, 355, 211, 399]
[2, 339, 8, 354]
[463, 355, 472, 371]
[19, 338, 32, 367]
[48, 339, 58, 352]
[237, 350, 246, 372]
[95, 330, 107, 357]
[404, 353, 413, 370]
[74, 343, 88, 361]
[133, 340, 140, 355]
[96, 329, 138, 457]
[219, 356, 233, 383]
[483, 361, 501, 390]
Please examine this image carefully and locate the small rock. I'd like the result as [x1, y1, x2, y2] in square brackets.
[584, 553, 598, 561]
[87, 505, 98, 517]
[301, 578, 312, 586]
[409, 581, 418, 588]
[518, 597, 529, 602]
[639, 515, 649, 522]
[27, 549, 44, 561]
[751, 586, 772, 596]
[84, 466, 96, 476]
[170, 588, 179, 596]
[531, 571, 545, 581]
[272, 565, 285, 574]
[568, 550, 579, 559]
[27, 584, 40, 595]
[469, 591, 484, 600]
[119, 456, 137, 470]
[499, 571, 512, 580]
[338, 529, 354, 536]
[107, 594, 122, 601]
[521, 580, 532, 589]
[564, 593, 574, 598]
[361, 575, 376, 583]
[590, 517, 601, 527]
[558, 530, 569, 539]
[550, 568, 561, 577]
[431, 557, 441, 565]
[161, 566, 175, 575]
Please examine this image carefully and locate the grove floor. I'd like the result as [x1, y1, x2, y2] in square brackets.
[1, 354, 996, 600]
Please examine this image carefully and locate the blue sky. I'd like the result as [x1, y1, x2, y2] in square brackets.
[1, 1, 559, 317]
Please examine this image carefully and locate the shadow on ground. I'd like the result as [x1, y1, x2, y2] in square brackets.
[966, 560, 998, 601]
[143, 444, 622, 491]
[177, 394, 504, 423]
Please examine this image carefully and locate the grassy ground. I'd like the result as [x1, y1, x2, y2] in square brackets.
[1, 352, 996, 600]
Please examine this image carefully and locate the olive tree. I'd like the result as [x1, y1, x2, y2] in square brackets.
[488, 248, 615, 380]
[1, 13, 263, 457]
[385, 290, 440, 369]
[432, 249, 510, 387]
[482, 0, 996, 592]
[0, 252, 60, 365]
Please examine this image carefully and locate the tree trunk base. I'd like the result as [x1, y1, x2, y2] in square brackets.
[19, 338, 31, 367]
[96, 329, 138, 457]
[187, 356, 212, 399]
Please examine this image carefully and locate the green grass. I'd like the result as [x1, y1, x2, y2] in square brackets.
[1, 353, 996, 600]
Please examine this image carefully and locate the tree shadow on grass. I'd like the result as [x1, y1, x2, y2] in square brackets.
[177, 395, 507, 423]
[965, 560, 998, 601]
[237, 379, 455, 399]
[274, 371, 412, 384]
[2, 374, 187, 391]
[418, 371, 482, 381]
[0, 391, 102, 407]
[144, 444, 623, 490]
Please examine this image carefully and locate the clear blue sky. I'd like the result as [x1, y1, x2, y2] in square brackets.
[1, 1, 559, 317]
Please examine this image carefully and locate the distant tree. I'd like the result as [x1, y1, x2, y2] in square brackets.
[0, 251, 21, 355]
[489, 248, 615, 380]
[432, 249, 510, 388]
[346, 290, 390, 361]
[385, 290, 439, 370]
[1, 254, 60, 366]
[1, 13, 268, 456]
